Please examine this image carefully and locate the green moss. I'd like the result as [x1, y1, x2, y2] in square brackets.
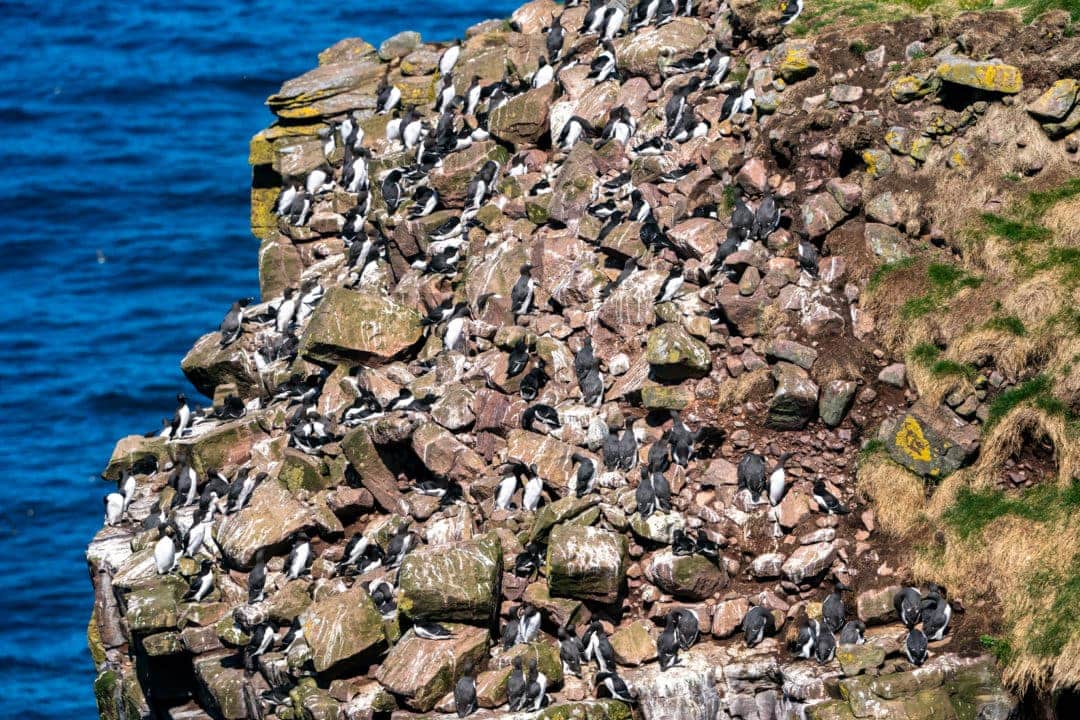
[985, 315, 1027, 336]
[910, 342, 942, 365]
[859, 438, 886, 461]
[930, 359, 977, 379]
[979, 634, 1014, 664]
[868, 257, 915, 291]
[849, 38, 870, 55]
[722, 185, 737, 214]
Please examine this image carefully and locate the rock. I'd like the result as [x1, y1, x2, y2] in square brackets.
[935, 60, 1022, 93]
[547, 524, 627, 603]
[614, 18, 710, 79]
[300, 287, 423, 364]
[125, 576, 185, 634]
[646, 551, 727, 601]
[668, 218, 722, 259]
[1028, 79, 1079, 121]
[865, 223, 908, 263]
[865, 192, 903, 226]
[217, 481, 312, 568]
[489, 85, 556, 147]
[181, 333, 260, 398]
[712, 598, 750, 638]
[837, 643, 886, 676]
[801, 192, 847, 238]
[766, 339, 818, 370]
[378, 31, 421, 60]
[508, 429, 599, 493]
[641, 383, 693, 410]
[600, 270, 666, 330]
[102, 434, 167, 480]
[530, 495, 600, 544]
[751, 553, 785, 579]
[767, 362, 819, 430]
[610, 620, 657, 666]
[826, 179, 862, 213]
[341, 427, 410, 515]
[829, 84, 864, 103]
[630, 511, 685, 544]
[375, 625, 489, 711]
[523, 582, 586, 629]
[819, 380, 857, 428]
[646, 324, 711, 379]
[303, 584, 386, 674]
[549, 141, 600, 224]
[781, 542, 836, 583]
[890, 74, 938, 102]
[626, 653, 720, 720]
[411, 422, 487, 483]
[879, 404, 981, 478]
[193, 651, 259, 720]
[267, 60, 383, 118]
[856, 586, 900, 625]
[877, 363, 906, 388]
[736, 158, 769, 194]
[776, 43, 819, 82]
[429, 141, 510, 206]
[398, 532, 502, 622]
[1040, 101, 1080, 138]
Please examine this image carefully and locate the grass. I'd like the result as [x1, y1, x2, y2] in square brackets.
[787, 0, 1077, 37]
[981, 213, 1053, 243]
[859, 438, 886, 460]
[901, 294, 939, 320]
[942, 480, 1080, 540]
[721, 185, 737, 214]
[868, 257, 915, 291]
[986, 315, 1027, 336]
[981, 634, 1015, 664]
[983, 374, 1077, 430]
[1027, 554, 1080, 657]
[1006, 0, 1080, 22]
[930, 359, 977, 379]
[898, 263, 982, 320]
[849, 38, 870, 54]
[910, 342, 942, 365]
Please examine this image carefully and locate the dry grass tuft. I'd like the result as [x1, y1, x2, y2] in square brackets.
[857, 455, 928, 536]
[971, 406, 1076, 487]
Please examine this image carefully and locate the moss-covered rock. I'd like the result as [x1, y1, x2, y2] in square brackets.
[646, 550, 727, 601]
[614, 17, 710, 78]
[837, 643, 886, 677]
[489, 85, 555, 146]
[641, 383, 693, 410]
[935, 60, 1022, 94]
[879, 404, 980, 478]
[529, 495, 599, 544]
[646, 324, 711, 379]
[217, 479, 313, 568]
[398, 532, 502, 622]
[547, 524, 627, 603]
[193, 651, 253, 719]
[299, 287, 423, 365]
[124, 575, 186, 634]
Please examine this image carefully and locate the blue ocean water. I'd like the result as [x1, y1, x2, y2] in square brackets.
[0, 2, 520, 716]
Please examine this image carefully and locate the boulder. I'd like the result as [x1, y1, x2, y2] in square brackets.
[102, 434, 168, 480]
[781, 542, 836, 583]
[766, 362, 819, 430]
[646, 324, 711, 379]
[879, 403, 980, 478]
[375, 625, 489, 711]
[599, 270, 666, 330]
[837, 643, 886, 677]
[217, 481, 312, 568]
[411, 422, 487, 483]
[429, 141, 510, 206]
[935, 60, 1022, 93]
[801, 192, 847, 238]
[775, 43, 819, 82]
[1028, 79, 1079, 121]
[300, 287, 423, 364]
[819, 380, 857, 428]
[549, 141, 600, 224]
[193, 651, 260, 720]
[766, 339, 818, 370]
[489, 85, 556, 147]
[646, 551, 727, 601]
[625, 652, 721, 720]
[124, 576, 185, 634]
[398, 533, 502, 622]
[378, 30, 420, 60]
[711, 598, 750, 638]
[865, 223, 909, 263]
[508, 429, 599, 493]
[341, 427, 411, 515]
[181, 334, 260, 399]
[611, 621, 657, 666]
[547, 524, 627, 603]
[303, 584, 386, 674]
[614, 18, 710, 79]
[266, 60, 383, 118]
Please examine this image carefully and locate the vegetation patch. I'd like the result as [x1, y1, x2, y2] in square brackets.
[985, 315, 1026, 336]
[867, 257, 915, 291]
[942, 482, 1080, 539]
[910, 342, 942, 365]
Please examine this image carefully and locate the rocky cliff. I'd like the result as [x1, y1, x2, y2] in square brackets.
[87, 1, 1080, 719]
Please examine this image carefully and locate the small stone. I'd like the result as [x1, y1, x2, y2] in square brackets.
[829, 84, 864, 103]
[877, 363, 906, 388]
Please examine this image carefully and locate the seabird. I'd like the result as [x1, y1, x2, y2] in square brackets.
[495, 469, 518, 511]
[739, 452, 768, 504]
[507, 657, 527, 711]
[648, 434, 672, 473]
[559, 627, 583, 676]
[656, 263, 684, 302]
[657, 614, 680, 670]
[792, 618, 818, 659]
[247, 551, 267, 603]
[386, 524, 418, 568]
[369, 579, 397, 619]
[381, 169, 404, 214]
[184, 560, 215, 603]
[815, 626, 837, 664]
[154, 526, 177, 574]
[579, 366, 604, 406]
[781, 0, 804, 25]
[525, 657, 548, 711]
[514, 542, 544, 578]
[275, 287, 298, 333]
[812, 480, 850, 515]
[839, 620, 866, 645]
[754, 194, 781, 241]
[905, 628, 928, 666]
[522, 468, 544, 512]
[705, 49, 732, 87]
[895, 586, 923, 629]
[601, 106, 635, 144]
[822, 581, 849, 633]
[523, 403, 561, 432]
[546, 14, 565, 62]
[743, 606, 775, 647]
[600, 4, 625, 40]
[768, 453, 793, 505]
[414, 622, 454, 640]
[583, 619, 616, 672]
[672, 528, 696, 556]
[103, 493, 124, 526]
[517, 604, 541, 644]
[557, 116, 595, 151]
[798, 238, 820, 277]
[440, 41, 461, 75]
[454, 659, 476, 717]
[571, 453, 597, 497]
[219, 298, 249, 347]
[510, 264, 536, 316]
[408, 186, 440, 219]
[228, 469, 264, 514]
[672, 608, 700, 649]
[377, 82, 401, 114]
[250, 623, 277, 658]
[921, 587, 952, 640]
[520, 360, 549, 401]
[531, 57, 555, 89]
[595, 671, 633, 702]
[587, 41, 618, 82]
[285, 532, 312, 580]
[168, 393, 191, 440]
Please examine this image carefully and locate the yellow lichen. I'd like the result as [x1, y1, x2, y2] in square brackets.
[895, 416, 932, 462]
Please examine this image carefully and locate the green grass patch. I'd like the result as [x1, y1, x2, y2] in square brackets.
[859, 438, 886, 461]
[1007, 0, 1080, 23]
[943, 481, 1080, 540]
[980, 634, 1014, 664]
[981, 213, 1052, 243]
[930, 359, 977, 379]
[910, 342, 942, 365]
[901, 294, 939, 320]
[985, 315, 1027, 336]
[868, 257, 915, 291]
[928, 262, 982, 293]
[849, 38, 870, 55]
[985, 374, 1054, 429]
[1027, 552, 1080, 657]
[721, 185, 737, 214]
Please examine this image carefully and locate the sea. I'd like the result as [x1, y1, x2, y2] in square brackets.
[0, 1, 521, 716]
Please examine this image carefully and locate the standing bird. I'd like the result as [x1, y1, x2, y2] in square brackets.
[154, 526, 177, 575]
[510, 264, 536, 317]
[522, 466, 544, 513]
[595, 671, 634, 702]
[798, 238, 819, 277]
[285, 532, 312, 580]
[753, 194, 781, 241]
[526, 657, 548, 711]
[376, 82, 401, 114]
[583, 619, 615, 672]
[507, 339, 529, 378]
[570, 453, 597, 498]
[781, 0, 804, 25]
[184, 560, 215, 603]
[905, 628, 928, 666]
[822, 581, 849, 633]
[546, 13, 565, 62]
[792, 618, 818, 659]
[507, 656, 527, 711]
[815, 627, 837, 664]
[738, 452, 768, 504]
[921, 587, 952, 641]
[768, 453, 793, 506]
[839, 620, 866, 645]
[454, 659, 477, 718]
[168, 393, 191, 440]
[381, 169, 404, 214]
[812, 480, 850, 515]
[656, 262, 685, 303]
[275, 287, 298, 333]
[559, 627, 583, 677]
[219, 298, 249, 347]
[657, 613, 680, 670]
[103, 493, 124, 526]
[247, 550, 267, 603]
[671, 608, 700, 649]
[520, 360, 549, 401]
[895, 586, 923, 629]
[743, 606, 776, 647]
[440, 41, 461, 75]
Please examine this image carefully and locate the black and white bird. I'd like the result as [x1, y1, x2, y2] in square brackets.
[228, 469, 264, 514]
[377, 82, 401, 114]
[185, 508, 212, 558]
[583, 619, 616, 672]
[184, 560, 215, 603]
[559, 626, 584, 677]
[739, 452, 768, 504]
[466, 159, 499, 211]
[672, 608, 700, 649]
[247, 551, 267, 603]
[249, 623, 278, 658]
[600, 3, 626, 41]
[812, 480, 850, 515]
[815, 626, 837, 664]
[558, 116, 595, 151]
[386, 524, 418, 568]
[285, 532, 312, 580]
[754, 194, 781, 241]
[839, 620, 866, 645]
[895, 586, 923, 629]
[768, 453, 793, 506]
[440, 41, 461, 75]
[822, 581, 849, 633]
[781, 0, 804, 25]
[595, 671, 633, 703]
[454, 659, 476, 718]
[601, 106, 636, 144]
[921, 587, 952, 640]
[792, 618, 819, 659]
[514, 542, 544, 578]
[743, 606, 776, 647]
[495, 466, 519, 512]
[664, 78, 700, 138]
[657, 613, 680, 670]
[531, 57, 555, 89]
[571, 453, 597, 498]
[381, 169, 404, 214]
[656, 263, 684, 302]
[219, 298, 249, 347]
[507, 656, 527, 711]
[704, 48, 732, 87]
[519, 361, 550, 401]
[721, 87, 756, 120]
[798, 238, 819, 277]
[522, 403, 561, 432]
[546, 13, 565, 62]
[275, 287, 298, 334]
[506, 338, 530, 378]
[525, 657, 548, 711]
[510, 264, 536, 316]
[370, 579, 397, 619]
[408, 186, 440, 219]
[517, 604, 542, 644]
[579, 366, 604, 406]
[522, 466, 544, 512]
[905, 628, 928, 666]
[154, 526, 177, 575]
[587, 41, 618, 82]
[103, 493, 124, 526]
[168, 393, 191, 440]
[414, 622, 455, 640]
